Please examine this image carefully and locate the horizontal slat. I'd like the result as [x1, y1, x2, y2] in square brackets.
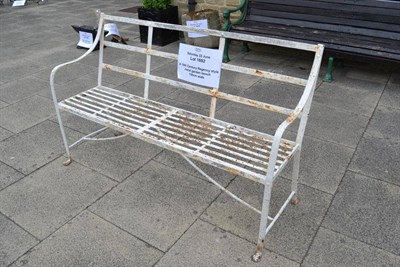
[232, 22, 400, 57]
[103, 14, 318, 52]
[246, 15, 400, 40]
[104, 41, 307, 87]
[249, 0, 400, 17]
[103, 64, 296, 115]
[247, 9, 400, 33]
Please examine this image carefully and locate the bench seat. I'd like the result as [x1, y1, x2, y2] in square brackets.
[60, 86, 298, 183]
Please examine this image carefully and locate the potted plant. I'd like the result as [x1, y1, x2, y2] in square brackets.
[138, 0, 179, 46]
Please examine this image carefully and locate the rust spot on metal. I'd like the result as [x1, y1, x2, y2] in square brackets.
[208, 89, 220, 98]
[225, 167, 242, 176]
[287, 112, 297, 123]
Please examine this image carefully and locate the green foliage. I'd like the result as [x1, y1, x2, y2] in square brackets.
[141, 0, 171, 10]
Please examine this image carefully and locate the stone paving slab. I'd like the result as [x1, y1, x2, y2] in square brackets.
[364, 105, 400, 141]
[273, 58, 325, 84]
[156, 220, 299, 267]
[153, 150, 236, 187]
[89, 160, 220, 252]
[34, 63, 98, 86]
[313, 80, 383, 117]
[165, 83, 245, 112]
[38, 76, 115, 101]
[0, 162, 24, 191]
[10, 211, 163, 267]
[0, 58, 46, 85]
[0, 76, 50, 104]
[201, 177, 332, 262]
[349, 137, 400, 185]
[282, 135, 354, 194]
[380, 83, 400, 109]
[0, 213, 38, 267]
[303, 227, 400, 267]
[49, 111, 103, 135]
[0, 95, 7, 106]
[116, 78, 179, 101]
[0, 120, 82, 175]
[0, 157, 116, 240]
[0, 95, 55, 133]
[304, 102, 369, 148]
[323, 171, 400, 256]
[243, 79, 305, 109]
[87, 67, 137, 87]
[0, 127, 13, 142]
[215, 101, 292, 135]
[344, 67, 391, 84]
[71, 130, 162, 182]
[27, 45, 87, 68]
[159, 97, 210, 117]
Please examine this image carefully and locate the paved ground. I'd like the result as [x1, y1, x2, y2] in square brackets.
[1, 0, 400, 266]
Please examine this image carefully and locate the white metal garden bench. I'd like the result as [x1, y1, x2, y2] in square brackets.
[50, 12, 324, 262]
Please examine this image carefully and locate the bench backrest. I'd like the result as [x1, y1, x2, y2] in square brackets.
[243, 0, 400, 59]
[96, 14, 323, 137]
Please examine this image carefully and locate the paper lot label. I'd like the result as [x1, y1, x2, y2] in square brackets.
[177, 43, 223, 88]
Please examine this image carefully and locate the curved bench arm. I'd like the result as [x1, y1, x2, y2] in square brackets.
[50, 12, 105, 104]
[222, 0, 249, 31]
[266, 44, 324, 183]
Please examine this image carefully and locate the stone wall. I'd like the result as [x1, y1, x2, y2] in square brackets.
[173, 0, 242, 22]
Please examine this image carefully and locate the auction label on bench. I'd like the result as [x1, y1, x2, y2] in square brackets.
[178, 43, 223, 88]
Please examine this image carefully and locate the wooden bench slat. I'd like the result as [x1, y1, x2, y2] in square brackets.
[248, 9, 400, 33]
[249, 2, 400, 24]
[311, 0, 400, 9]
[252, 0, 400, 16]
[232, 22, 400, 56]
[246, 15, 400, 40]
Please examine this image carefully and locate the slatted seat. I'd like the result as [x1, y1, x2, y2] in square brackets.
[50, 13, 323, 262]
[60, 86, 298, 183]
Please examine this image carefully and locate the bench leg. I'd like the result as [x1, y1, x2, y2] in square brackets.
[290, 151, 301, 205]
[323, 56, 334, 82]
[241, 41, 250, 52]
[252, 182, 273, 262]
[223, 39, 231, 63]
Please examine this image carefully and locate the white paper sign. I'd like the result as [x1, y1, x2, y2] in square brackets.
[12, 0, 26, 7]
[77, 31, 93, 48]
[104, 23, 120, 37]
[178, 43, 223, 88]
[186, 19, 208, 38]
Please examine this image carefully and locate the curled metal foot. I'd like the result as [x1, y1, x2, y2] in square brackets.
[251, 251, 262, 263]
[290, 196, 300, 205]
[63, 158, 72, 166]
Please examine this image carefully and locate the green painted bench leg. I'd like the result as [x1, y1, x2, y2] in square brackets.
[323, 56, 334, 82]
[241, 41, 250, 52]
[223, 39, 231, 63]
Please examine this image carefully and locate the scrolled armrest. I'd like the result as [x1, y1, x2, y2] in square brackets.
[222, 0, 249, 31]
[50, 13, 105, 103]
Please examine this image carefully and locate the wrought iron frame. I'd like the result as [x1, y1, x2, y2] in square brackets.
[50, 13, 324, 262]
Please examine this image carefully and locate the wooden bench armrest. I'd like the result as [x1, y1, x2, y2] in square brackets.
[222, 0, 249, 31]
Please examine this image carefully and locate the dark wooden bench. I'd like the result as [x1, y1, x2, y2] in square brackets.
[222, 0, 400, 81]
